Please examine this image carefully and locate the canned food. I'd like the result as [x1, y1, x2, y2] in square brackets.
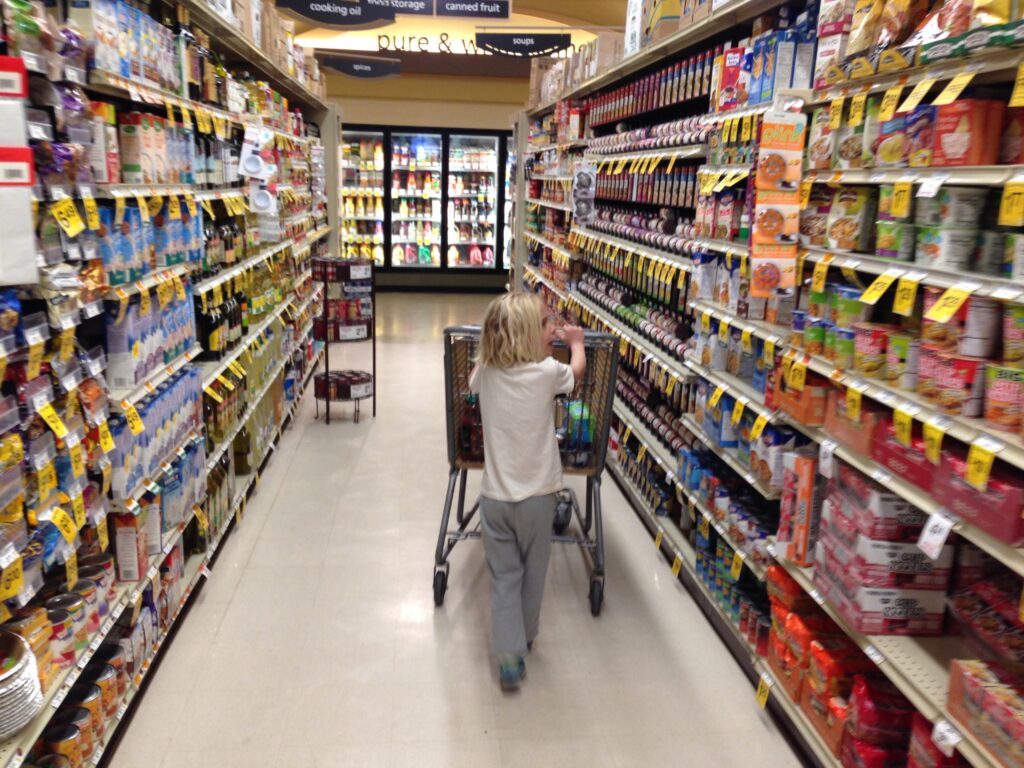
[92, 644, 127, 698]
[70, 580, 100, 634]
[854, 323, 896, 378]
[45, 594, 87, 653]
[835, 328, 856, 370]
[885, 334, 920, 391]
[64, 684, 104, 745]
[42, 724, 81, 768]
[35, 756, 73, 767]
[46, 608, 75, 668]
[985, 365, 1024, 433]
[82, 662, 118, 719]
[53, 708, 94, 760]
[77, 567, 109, 618]
[78, 554, 114, 602]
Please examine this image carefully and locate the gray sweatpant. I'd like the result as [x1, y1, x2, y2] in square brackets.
[480, 493, 557, 660]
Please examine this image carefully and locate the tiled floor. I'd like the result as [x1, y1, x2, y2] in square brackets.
[109, 293, 804, 768]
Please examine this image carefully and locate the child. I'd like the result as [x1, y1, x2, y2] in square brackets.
[469, 293, 586, 691]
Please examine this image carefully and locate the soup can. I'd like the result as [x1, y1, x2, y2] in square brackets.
[42, 724, 81, 768]
[53, 707, 95, 760]
[45, 594, 87, 653]
[82, 662, 118, 719]
[93, 644, 128, 698]
[77, 567, 109, 618]
[78, 554, 115, 603]
[70, 580, 100, 635]
[885, 334, 920, 391]
[46, 608, 75, 669]
[64, 684, 104, 745]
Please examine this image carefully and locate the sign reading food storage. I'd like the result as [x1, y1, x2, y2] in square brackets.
[320, 55, 402, 77]
[437, 0, 509, 17]
[475, 33, 570, 56]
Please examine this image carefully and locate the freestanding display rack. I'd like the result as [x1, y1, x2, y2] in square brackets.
[433, 326, 618, 615]
[311, 257, 377, 424]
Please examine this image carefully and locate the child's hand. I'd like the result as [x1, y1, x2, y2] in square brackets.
[558, 325, 585, 347]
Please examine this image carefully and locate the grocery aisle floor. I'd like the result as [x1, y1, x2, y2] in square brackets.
[109, 293, 804, 768]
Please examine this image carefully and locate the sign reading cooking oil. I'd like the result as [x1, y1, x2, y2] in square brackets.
[276, 0, 509, 27]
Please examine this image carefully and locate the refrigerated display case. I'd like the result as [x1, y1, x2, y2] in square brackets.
[447, 134, 498, 269]
[503, 135, 515, 273]
[340, 130, 386, 265]
[390, 131, 443, 269]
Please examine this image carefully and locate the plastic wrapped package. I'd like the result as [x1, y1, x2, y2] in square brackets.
[847, 674, 915, 746]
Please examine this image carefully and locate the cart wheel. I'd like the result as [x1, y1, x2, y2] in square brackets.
[553, 497, 572, 535]
[589, 579, 603, 617]
[433, 570, 448, 607]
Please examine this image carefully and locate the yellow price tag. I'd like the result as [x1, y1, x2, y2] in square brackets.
[698, 515, 710, 538]
[58, 328, 75, 362]
[718, 319, 730, 344]
[637, 444, 648, 462]
[38, 403, 68, 438]
[69, 442, 85, 479]
[811, 255, 832, 294]
[846, 386, 863, 421]
[741, 329, 753, 355]
[709, 385, 726, 409]
[167, 195, 182, 220]
[923, 420, 946, 465]
[891, 182, 913, 219]
[893, 274, 920, 317]
[924, 284, 974, 324]
[932, 71, 976, 106]
[134, 193, 150, 223]
[848, 93, 867, 127]
[701, 311, 712, 333]
[764, 338, 777, 362]
[228, 360, 246, 377]
[97, 516, 109, 551]
[879, 85, 903, 122]
[138, 285, 151, 316]
[749, 411, 765, 442]
[741, 114, 752, 141]
[115, 196, 126, 226]
[965, 439, 998, 492]
[50, 198, 85, 238]
[71, 493, 86, 529]
[52, 507, 77, 543]
[799, 178, 814, 210]
[82, 195, 100, 231]
[666, 375, 677, 397]
[998, 182, 1024, 227]
[185, 193, 198, 217]
[787, 361, 808, 391]
[204, 386, 224, 404]
[671, 554, 683, 577]
[147, 194, 163, 218]
[194, 504, 209, 533]
[216, 373, 235, 391]
[732, 399, 746, 426]
[829, 96, 845, 129]
[180, 104, 192, 128]
[37, 462, 57, 499]
[0, 556, 23, 601]
[122, 400, 145, 435]
[622, 426, 633, 445]
[898, 78, 937, 114]
[893, 407, 914, 447]
[730, 552, 744, 579]
[654, 529, 663, 549]
[26, 341, 43, 380]
[756, 675, 771, 709]
[98, 420, 115, 454]
[65, 549, 78, 590]
[860, 269, 901, 305]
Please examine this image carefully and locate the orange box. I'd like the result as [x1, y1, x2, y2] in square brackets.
[823, 388, 882, 456]
[774, 368, 830, 426]
[767, 627, 806, 703]
[932, 99, 1005, 167]
[800, 682, 847, 756]
[783, 449, 823, 567]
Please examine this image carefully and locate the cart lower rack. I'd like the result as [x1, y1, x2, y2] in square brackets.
[432, 325, 619, 616]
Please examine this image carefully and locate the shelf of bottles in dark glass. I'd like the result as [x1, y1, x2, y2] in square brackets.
[320, 55, 401, 78]
[475, 33, 571, 57]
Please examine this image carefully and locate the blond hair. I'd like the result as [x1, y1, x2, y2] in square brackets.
[478, 292, 545, 368]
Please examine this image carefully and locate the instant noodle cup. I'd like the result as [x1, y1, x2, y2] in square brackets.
[913, 186, 988, 226]
[854, 322, 897, 378]
[915, 225, 976, 271]
[985, 365, 1024, 433]
[1004, 306, 1024, 368]
[957, 296, 1000, 359]
[926, 348, 986, 417]
[885, 333, 920, 390]
[875, 220, 915, 260]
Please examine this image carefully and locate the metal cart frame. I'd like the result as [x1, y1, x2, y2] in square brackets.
[432, 325, 619, 616]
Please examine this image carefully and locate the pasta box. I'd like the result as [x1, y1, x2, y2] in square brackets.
[931, 99, 1005, 167]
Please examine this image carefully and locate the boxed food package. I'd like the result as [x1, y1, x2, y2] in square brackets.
[774, 366, 830, 426]
[768, 626, 807, 702]
[906, 104, 936, 167]
[817, 570, 947, 634]
[801, 187, 834, 246]
[778, 448, 824, 566]
[767, 564, 817, 611]
[716, 46, 751, 111]
[813, 34, 848, 89]
[847, 674, 916, 746]
[806, 106, 837, 170]
[807, 636, 875, 697]
[800, 683, 849, 756]
[1000, 108, 1024, 165]
[752, 423, 801, 492]
[112, 508, 147, 582]
[830, 461, 927, 541]
[870, 424, 936, 494]
[947, 660, 1024, 768]
[875, 113, 908, 167]
[933, 451, 1024, 545]
[947, 577, 1024, 664]
[823, 388, 883, 457]
[931, 100, 1005, 167]
[827, 186, 878, 252]
[835, 95, 881, 169]
[818, 0, 854, 36]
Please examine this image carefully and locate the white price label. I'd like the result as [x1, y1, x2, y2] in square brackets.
[338, 325, 368, 341]
[863, 645, 885, 665]
[931, 719, 963, 758]
[917, 509, 956, 560]
[350, 265, 372, 280]
[819, 440, 838, 479]
[916, 174, 950, 198]
[809, 588, 825, 606]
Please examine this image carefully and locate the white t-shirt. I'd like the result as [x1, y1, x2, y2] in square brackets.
[469, 357, 576, 503]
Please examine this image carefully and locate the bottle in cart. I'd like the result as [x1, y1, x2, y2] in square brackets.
[461, 394, 484, 462]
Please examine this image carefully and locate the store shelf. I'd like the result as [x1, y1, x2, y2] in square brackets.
[341, 188, 385, 197]
[688, 298, 788, 346]
[585, 144, 708, 164]
[530, 173, 574, 181]
[449, 192, 496, 199]
[110, 346, 201, 407]
[105, 264, 193, 299]
[526, 139, 590, 153]
[800, 246, 1024, 303]
[90, 184, 244, 200]
[200, 299, 293, 390]
[571, 225, 693, 273]
[193, 236, 307, 297]
[116, 430, 205, 512]
[342, 215, 383, 222]
[770, 551, 1003, 768]
[522, 265, 568, 302]
[681, 350, 782, 424]
[525, 197, 573, 212]
[450, 167, 497, 174]
[523, 231, 576, 261]
[392, 164, 442, 172]
[679, 411, 780, 499]
[804, 165, 1024, 187]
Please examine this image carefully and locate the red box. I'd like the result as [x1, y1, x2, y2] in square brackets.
[932, 100, 1005, 168]
[832, 462, 927, 542]
[870, 425, 935, 494]
[948, 660, 1024, 768]
[933, 452, 1024, 546]
[800, 681, 847, 756]
[767, 627, 806, 704]
[823, 388, 883, 456]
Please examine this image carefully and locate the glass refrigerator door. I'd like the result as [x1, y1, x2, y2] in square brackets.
[503, 137, 514, 271]
[339, 130, 386, 265]
[390, 132, 443, 268]
[446, 134, 499, 269]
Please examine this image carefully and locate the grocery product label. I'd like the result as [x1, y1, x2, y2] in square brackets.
[122, 400, 145, 435]
[932, 71, 976, 106]
[917, 508, 955, 560]
[893, 406, 915, 447]
[879, 86, 903, 122]
[930, 720, 963, 758]
[52, 507, 77, 543]
[923, 418, 946, 465]
[50, 197, 84, 238]
[998, 180, 1024, 227]
[38, 403, 68, 438]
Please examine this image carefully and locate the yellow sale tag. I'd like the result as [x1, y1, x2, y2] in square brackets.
[69, 443, 85, 479]
[898, 78, 937, 114]
[701, 311, 712, 334]
[860, 270, 900, 305]
[0, 556, 23, 601]
[848, 93, 867, 127]
[115, 195, 126, 226]
[732, 399, 745, 426]
[98, 420, 115, 454]
[1010, 62, 1024, 107]
[893, 408, 914, 447]
[622, 426, 632, 445]
[741, 329, 753, 354]
[52, 507, 77, 543]
[167, 195, 182, 220]
[216, 373, 235, 391]
[829, 96, 845, 129]
[846, 386, 862, 421]
[932, 71, 975, 106]
[718, 319, 730, 344]
[924, 284, 974, 324]
[923, 421, 945, 465]
[122, 400, 145, 435]
[204, 386, 224, 404]
[65, 549, 78, 590]
[811, 255, 832, 293]
[50, 198, 85, 238]
[180, 104, 192, 128]
[654, 529, 663, 549]
[97, 516, 109, 551]
[730, 552, 743, 579]
[799, 178, 814, 210]
[757, 676, 771, 709]
[71, 493, 86, 529]
[764, 338, 776, 362]
[147, 194, 164, 218]
[787, 361, 808, 391]
[193, 504, 208, 533]
[893, 274, 920, 317]
[709, 385, 726, 409]
[965, 440, 997, 492]
[134, 193, 150, 223]
[998, 182, 1024, 227]
[38, 403, 68, 438]
[750, 413, 769, 441]
[741, 114, 752, 141]
[698, 516, 710, 538]
[138, 285, 151, 316]
[637, 444, 648, 462]
[891, 182, 913, 219]
[58, 328, 75, 362]
[82, 195, 100, 231]
[671, 555, 683, 577]
[173, 275, 186, 301]
[26, 341, 44, 380]
[879, 85, 903, 121]
[37, 462, 56, 499]
[228, 360, 246, 377]
[185, 193, 198, 217]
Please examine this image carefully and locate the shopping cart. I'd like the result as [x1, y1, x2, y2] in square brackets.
[433, 326, 619, 616]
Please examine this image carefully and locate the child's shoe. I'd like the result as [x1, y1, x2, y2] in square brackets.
[499, 656, 525, 691]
